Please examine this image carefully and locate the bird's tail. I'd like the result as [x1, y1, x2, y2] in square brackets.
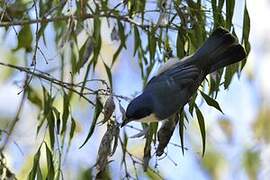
[192, 27, 247, 73]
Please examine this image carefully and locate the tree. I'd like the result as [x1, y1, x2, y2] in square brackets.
[0, 0, 250, 179]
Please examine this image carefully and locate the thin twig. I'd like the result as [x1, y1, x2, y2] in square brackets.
[0, 61, 95, 106]
[31, 0, 39, 66]
[0, 13, 178, 30]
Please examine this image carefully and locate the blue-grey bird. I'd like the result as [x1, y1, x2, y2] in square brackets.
[121, 27, 247, 127]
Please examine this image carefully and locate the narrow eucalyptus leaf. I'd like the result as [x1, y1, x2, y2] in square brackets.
[133, 25, 141, 56]
[178, 110, 185, 155]
[80, 97, 103, 148]
[143, 124, 154, 171]
[112, 44, 124, 65]
[117, 20, 126, 48]
[47, 111, 55, 149]
[225, 0, 235, 29]
[69, 117, 76, 143]
[148, 28, 156, 62]
[200, 91, 223, 113]
[52, 107, 61, 135]
[224, 63, 238, 89]
[176, 29, 185, 58]
[45, 143, 55, 180]
[80, 15, 101, 94]
[27, 86, 42, 109]
[27, 146, 41, 180]
[188, 93, 197, 117]
[36, 163, 43, 180]
[195, 105, 206, 157]
[61, 92, 70, 135]
[103, 62, 113, 88]
[77, 37, 93, 73]
[13, 24, 33, 52]
[241, 2, 251, 70]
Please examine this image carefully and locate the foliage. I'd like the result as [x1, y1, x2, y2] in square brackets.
[0, 0, 251, 179]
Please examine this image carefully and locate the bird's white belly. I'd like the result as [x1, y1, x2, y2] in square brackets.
[136, 113, 160, 123]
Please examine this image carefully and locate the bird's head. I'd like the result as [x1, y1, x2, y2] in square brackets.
[121, 93, 153, 127]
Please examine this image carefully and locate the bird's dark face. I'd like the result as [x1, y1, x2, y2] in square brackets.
[122, 94, 153, 127]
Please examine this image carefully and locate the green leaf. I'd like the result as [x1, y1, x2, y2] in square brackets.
[42, 86, 54, 117]
[45, 143, 55, 180]
[178, 111, 185, 155]
[145, 168, 163, 180]
[28, 146, 41, 180]
[224, 63, 238, 89]
[200, 91, 223, 113]
[47, 111, 55, 149]
[76, 37, 93, 73]
[39, 0, 53, 17]
[188, 93, 197, 117]
[187, 1, 207, 45]
[71, 42, 78, 74]
[242, 2, 251, 47]
[143, 125, 153, 171]
[80, 15, 101, 94]
[176, 28, 186, 59]
[91, 16, 102, 68]
[117, 20, 126, 48]
[27, 86, 42, 109]
[37, 22, 48, 46]
[69, 117, 76, 144]
[225, 0, 235, 29]
[195, 105, 206, 157]
[208, 68, 224, 97]
[36, 163, 43, 180]
[211, 0, 225, 28]
[61, 92, 70, 135]
[52, 107, 61, 135]
[103, 61, 113, 88]
[14, 25, 33, 52]
[80, 62, 92, 95]
[241, 1, 251, 70]
[148, 28, 156, 62]
[217, 0, 225, 11]
[80, 96, 103, 148]
[133, 25, 141, 56]
[112, 44, 124, 65]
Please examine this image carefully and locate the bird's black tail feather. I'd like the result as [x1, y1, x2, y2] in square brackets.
[193, 27, 247, 73]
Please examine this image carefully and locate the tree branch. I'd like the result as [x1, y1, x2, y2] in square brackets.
[0, 13, 179, 30]
[0, 61, 95, 106]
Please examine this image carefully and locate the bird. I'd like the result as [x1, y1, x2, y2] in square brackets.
[121, 27, 247, 127]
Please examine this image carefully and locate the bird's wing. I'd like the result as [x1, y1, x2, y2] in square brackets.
[145, 63, 200, 91]
[156, 56, 192, 75]
[143, 64, 201, 119]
